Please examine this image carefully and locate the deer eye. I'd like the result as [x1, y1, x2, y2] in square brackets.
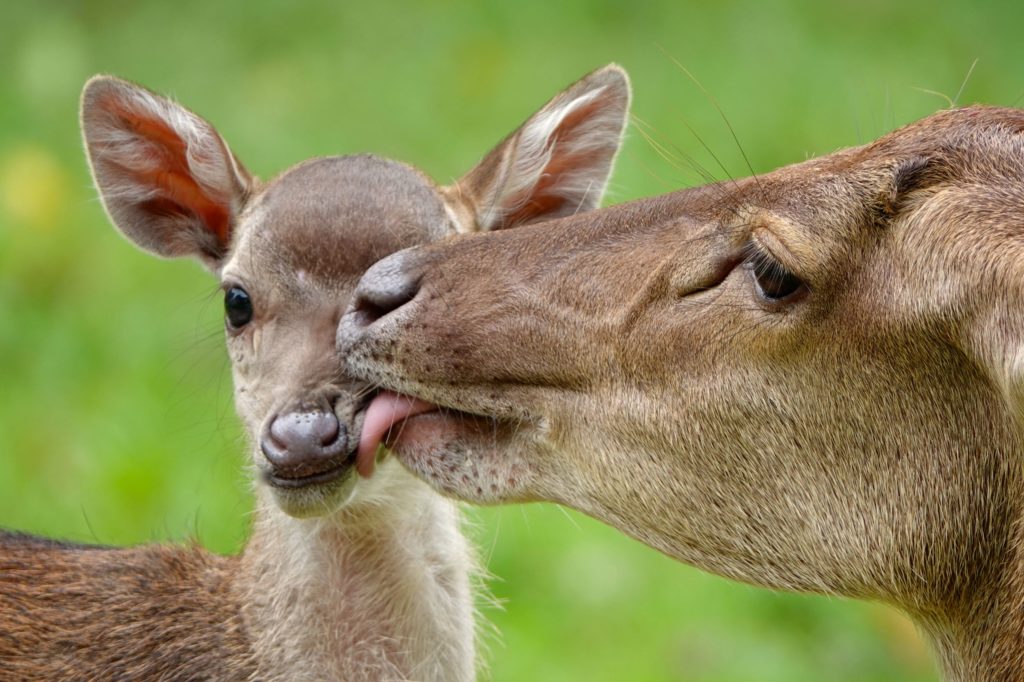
[746, 248, 806, 302]
[225, 286, 253, 329]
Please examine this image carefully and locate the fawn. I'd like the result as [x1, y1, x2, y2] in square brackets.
[0, 65, 629, 680]
[343, 103, 1024, 681]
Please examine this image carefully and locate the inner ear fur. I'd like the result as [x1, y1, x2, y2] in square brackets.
[449, 64, 631, 232]
[80, 75, 253, 269]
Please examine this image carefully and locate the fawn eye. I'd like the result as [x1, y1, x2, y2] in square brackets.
[746, 248, 805, 302]
[225, 287, 253, 328]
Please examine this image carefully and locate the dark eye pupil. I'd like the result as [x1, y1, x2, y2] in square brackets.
[751, 254, 804, 300]
[225, 287, 253, 328]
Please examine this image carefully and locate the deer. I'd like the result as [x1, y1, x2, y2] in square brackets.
[0, 65, 630, 680]
[338, 103, 1024, 681]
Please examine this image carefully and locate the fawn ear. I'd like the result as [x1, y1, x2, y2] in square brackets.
[80, 76, 253, 270]
[449, 64, 631, 232]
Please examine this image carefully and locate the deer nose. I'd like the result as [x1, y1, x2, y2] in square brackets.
[260, 410, 350, 484]
[347, 248, 422, 329]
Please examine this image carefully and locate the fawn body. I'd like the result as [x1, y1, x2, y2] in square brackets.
[0, 66, 629, 680]
[343, 104, 1024, 681]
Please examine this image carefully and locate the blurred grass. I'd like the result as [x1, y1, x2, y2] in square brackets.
[3, 1, 1023, 679]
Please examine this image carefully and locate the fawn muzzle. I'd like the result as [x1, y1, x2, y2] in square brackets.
[260, 406, 352, 487]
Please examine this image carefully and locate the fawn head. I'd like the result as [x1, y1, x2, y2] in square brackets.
[80, 66, 629, 518]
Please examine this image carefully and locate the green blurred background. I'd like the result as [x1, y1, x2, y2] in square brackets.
[2, 1, 1021, 679]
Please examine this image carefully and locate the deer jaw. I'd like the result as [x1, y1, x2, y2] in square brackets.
[342, 106, 1024, 680]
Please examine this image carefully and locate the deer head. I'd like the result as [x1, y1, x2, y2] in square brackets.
[341, 105, 1024, 680]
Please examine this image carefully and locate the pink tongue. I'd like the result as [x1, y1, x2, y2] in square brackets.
[357, 391, 439, 477]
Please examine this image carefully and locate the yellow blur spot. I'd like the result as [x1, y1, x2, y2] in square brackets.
[0, 146, 70, 231]
[869, 604, 932, 672]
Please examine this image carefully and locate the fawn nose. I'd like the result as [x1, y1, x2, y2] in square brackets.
[260, 410, 350, 484]
[347, 249, 422, 330]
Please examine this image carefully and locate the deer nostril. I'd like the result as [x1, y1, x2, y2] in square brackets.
[350, 250, 422, 327]
[261, 411, 347, 475]
[317, 415, 340, 447]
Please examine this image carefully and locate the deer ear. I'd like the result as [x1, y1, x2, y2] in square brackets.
[449, 64, 631, 232]
[80, 76, 253, 270]
[972, 297, 1024, 425]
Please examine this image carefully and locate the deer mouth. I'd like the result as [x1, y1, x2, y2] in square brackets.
[266, 458, 354, 489]
[357, 391, 442, 477]
[357, 390, 513, 475]
[356, 389, 536, 504]
[263, 451, 363, 519]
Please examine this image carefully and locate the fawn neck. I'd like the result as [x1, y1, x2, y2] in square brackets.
[239, 460, 475, 681]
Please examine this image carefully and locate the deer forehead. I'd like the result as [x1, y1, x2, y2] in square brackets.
[712, 110, 1024, 268]
[223, 155, 452, 298]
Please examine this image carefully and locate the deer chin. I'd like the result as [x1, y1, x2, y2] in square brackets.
[264, 462, 362, 519]
[357, 390, 539, 504]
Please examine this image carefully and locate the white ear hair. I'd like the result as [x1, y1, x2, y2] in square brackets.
[478, 85, 613, 227]
[87, 85, 244, 208]
[81, 76, 252, 268]
[454, 64, 631, 232]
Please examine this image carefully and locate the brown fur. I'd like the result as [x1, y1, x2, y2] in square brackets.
[0, 67, 630, 679]
[341, 105, 1024, 681]
[0, 532, 254, 680]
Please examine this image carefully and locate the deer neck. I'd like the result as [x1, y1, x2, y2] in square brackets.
[918, 490, 1024, 682]
[236, 460, 475, 682]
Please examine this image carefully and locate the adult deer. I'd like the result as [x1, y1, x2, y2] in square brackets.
[341, 105, 1024, 681]
[0, 66, 629, 679]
